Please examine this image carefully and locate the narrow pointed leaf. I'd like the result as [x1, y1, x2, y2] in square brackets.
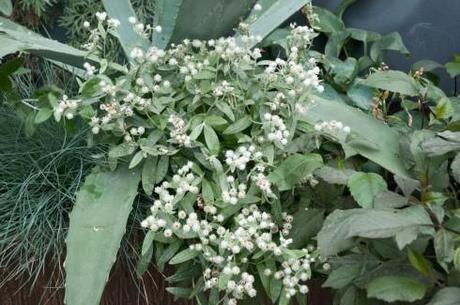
[102, 0, 150, 61]
[65, 166, 140, 305]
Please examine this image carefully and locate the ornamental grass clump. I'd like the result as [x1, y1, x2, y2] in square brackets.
[49, 14, 334, 304]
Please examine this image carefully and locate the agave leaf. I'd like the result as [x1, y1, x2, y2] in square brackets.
[152, 0, 183, 49]
[235, 0, 308, 48]
[64, 165, 140, 305]
[300, 96, 412, 178]
[168, 0, 256, 43]
[0, 17, 94, 68]
[101, 0, 150, 61]
[0, 0, 12, 16]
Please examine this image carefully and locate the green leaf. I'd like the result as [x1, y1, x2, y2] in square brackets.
[454, 247, 460, 272]
[235, 0, 307, 48]
[346, 81, 375, 110]
[0, 0, 12, 16]
[0, 17, 100, 70]
[445, 62, 460, 78]
[451, 153, 460, 184]
[203, 124, 220, 154]
[422, 131, 460, 156]
[374, 191, 408, 209]
[289, 208, 324, 248]
[348, 28, 381, 43]
[155, 155, 169, 183]
[108, 142, 137, 159]
[407, 248, 432, 277]
[435, 97, 454, 120]
[136, 231, 155, 277]
[412, 60, 443, 72]
[268, 153, 323, 191]
[323, 263, 362, 289]
[370, 32, 410, 62]
[65, 166, 140, 305]
[347, 172, 387, 208]
[434, 229, 454, 269]
[142, 157, 157, 195]
[325, 31, 350, 57]
[34, 107, 53, 124]
[360, 70, 419, 96]
[165, 287, 193, 298]
[300, 95, 412, 179]
[152, 0, 183, 49]
[101, 0, 150, 62]
[367, 276, 426, 302]
[310, 5, 345, 34]
[129, 151, 144, 169]
[223, 115, 252, 135]
[427, 287, 460, 305]
[318, 207, 431, 256]
[170, 248, 200, 265]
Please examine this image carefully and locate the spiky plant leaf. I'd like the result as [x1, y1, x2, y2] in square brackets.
[163, 0, 256, 44]
[101, 0, 150, 62]
[0, 17, 92, 68]
[152, 0, 183, 49]
[0, 0, 12, 16]
[235, 0, 308, 48]
[64, 165, 140, 305]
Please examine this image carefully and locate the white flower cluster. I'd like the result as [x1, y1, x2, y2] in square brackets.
[225, 145, 262, 171]
[222, 176, 247, 205]
[140, 159, 317, 302]
[168, 114, 192, 147]
[55, 95, 80, 120]
[263, 113, 290, 146]
[213, 80, 235, 97]
[314, 120, 351, 134]
[83, 62, 97, 76]
[128, 16, 162, 38]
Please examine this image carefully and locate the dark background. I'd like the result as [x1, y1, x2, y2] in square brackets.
[313, 0, 460, 93]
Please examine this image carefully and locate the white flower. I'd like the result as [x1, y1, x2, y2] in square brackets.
[108, 18, 120, 28]
[254, 3, 262, 11]
[83, 21, 90, 28]
[155, 25, 162, 33]
[128, 16, 137, 24]
[95, 12, 107, 22]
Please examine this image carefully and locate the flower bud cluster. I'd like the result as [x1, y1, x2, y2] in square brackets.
[314, 120, 351, 134]
[168, 114, 192, 147]
[54, 95, 80, 120]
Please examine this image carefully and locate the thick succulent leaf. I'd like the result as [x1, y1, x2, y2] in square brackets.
[367, 276, 426, 302]
[300, 96, 412, 178]
[235, 0, 308, 48]
[0, 17, 93, 68]
[0, 0, 12, 16]
[102, 0, 150, 61]
[152, 0, 183, 49]
[65, 166, 140, 305]
[166, 0, 256, 44]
